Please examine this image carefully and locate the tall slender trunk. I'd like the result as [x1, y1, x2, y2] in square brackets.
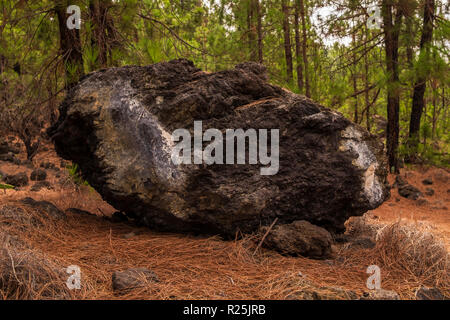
[55, 0, 84, 89]
[247, 0, 257, 61]
[405, 15, 414, 67]
[294, 0, 303, 92]
[409, 0, 435, 148]
[281, 0, 293, 83]
[364, 25, 371, 131]
[352, 28, 358, 123]
[299, 0, 310, 97]
[431, 79, 437, 140]
[255, 0, 263, 63]
[89, 0, 117, 69]
[382, 0, 403, 173]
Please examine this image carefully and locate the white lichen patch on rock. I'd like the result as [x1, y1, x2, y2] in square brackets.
[340, 126, 384, 206]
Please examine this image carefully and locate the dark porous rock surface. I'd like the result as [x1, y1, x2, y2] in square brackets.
[20, 197, 66, 220]
[261, 220, 333, 259]
[30, 181, 53, 192]
[3, 172, 28, 187]
[415, 286, 446, 300]
[112, 268, 159, 292]
[30, 169, 47, 181]
[48, 59, 389, 238]
[398, 184, 423, 200]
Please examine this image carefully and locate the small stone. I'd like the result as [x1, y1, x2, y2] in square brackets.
[0, 142, 19, 154]
[20, 197, 65, 220]
[294, 285, 358, 300]
[30, 181, 53, 192]
[112, 268, 159, 291]
[398, 184, 422, 200]
[4, 172, 29, 187]
[422, 178, 433, 185]
[416, 198, 429, 206]
[425, 188, 434, 196]
[360, 289, 400, 300]
[261, 220, 333, 259]
[415, 286, 445, 300]
[30, 169, 47, 181]
[0, 152, 15, 162]
[123, 232, 136, 239]
[40, 161, 55, 169]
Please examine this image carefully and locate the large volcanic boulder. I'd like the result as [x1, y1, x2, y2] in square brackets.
[48, 59, 389, 237]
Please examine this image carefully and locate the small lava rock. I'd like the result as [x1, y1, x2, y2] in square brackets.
[425, 188, 435, 196]
[0, 152, 15, 162]
[20, 197, 66, 220]
[415, 286, 446, 300]
[398, 184, 423, 200]
[30, 181, 53, 192]
[40, 161, 55, 169]
[30, 169, 47, 181]
[4, 172, 29, 187]
[112, 268, 159, 291]
[360, 289, 400, 300]
[261, 220, 333, 259]
[416, 197, 429, 206]
[422, 178, 433, 185]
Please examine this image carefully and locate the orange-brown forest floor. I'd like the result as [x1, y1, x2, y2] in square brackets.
[0, 140, 448, 300]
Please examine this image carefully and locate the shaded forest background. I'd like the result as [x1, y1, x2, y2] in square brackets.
[0, 0, 448, 172]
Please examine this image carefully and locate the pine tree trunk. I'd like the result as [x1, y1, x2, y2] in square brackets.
[247, 0, 257, 61]
[299, 0, 310, 97]
[364, 25, 371, 132]
[281, 0, 293, 83]
[352, 29, 358, 123]
[294, 0, 303, 93]
[55, 0, 84, 89]
[256, 0, 263, 63]
[89, 0, 108, 68]
[382, 0, 402, 173]
[409, 0, 435, 148]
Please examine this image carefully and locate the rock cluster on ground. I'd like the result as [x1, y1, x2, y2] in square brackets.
[394, 175, 423, 200]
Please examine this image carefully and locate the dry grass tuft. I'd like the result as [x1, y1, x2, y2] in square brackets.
[373, 221, 449, 289]
[0, 240, 74, 300]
